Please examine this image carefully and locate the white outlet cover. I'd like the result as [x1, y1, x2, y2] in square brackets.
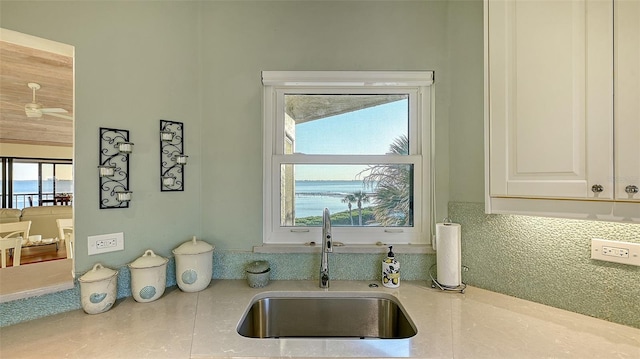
[591, 238, 640, 266]
[88, 232, 125, 255]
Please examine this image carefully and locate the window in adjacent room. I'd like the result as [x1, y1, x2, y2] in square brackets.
[262, 71, 434, 245]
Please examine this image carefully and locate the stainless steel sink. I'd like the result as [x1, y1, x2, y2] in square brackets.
[237, 292, 417, 339]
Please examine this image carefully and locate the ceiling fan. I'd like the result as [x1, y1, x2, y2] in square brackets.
[24, 82, 72, 120]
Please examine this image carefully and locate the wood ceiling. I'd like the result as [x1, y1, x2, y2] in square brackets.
[0, 40, 73, 147]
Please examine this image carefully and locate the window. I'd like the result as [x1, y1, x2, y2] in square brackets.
[262, 71, 433, 245]
[1, 157, 73, 209]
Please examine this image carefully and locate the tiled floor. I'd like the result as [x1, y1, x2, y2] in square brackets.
[0, 280, 638, 358]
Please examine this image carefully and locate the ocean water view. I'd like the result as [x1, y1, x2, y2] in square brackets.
[5, 180, 367, 214]
[2, 180, 73, 209]
[294, 180, 374, 218]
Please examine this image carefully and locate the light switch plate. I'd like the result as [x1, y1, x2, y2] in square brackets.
[88, 232, 124, 255]
[591, 238, 640, 266]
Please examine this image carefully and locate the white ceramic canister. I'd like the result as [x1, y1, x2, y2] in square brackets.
[172, 236, 214, 292]
[78, 263, 118, 314]
[128, 249, 168, 303]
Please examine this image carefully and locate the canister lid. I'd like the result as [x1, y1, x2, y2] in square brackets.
[246, 260, 270, 274]
[79, 263, 118, 283]
[129, 249, 168, 269]
[172, 236, 214, 255]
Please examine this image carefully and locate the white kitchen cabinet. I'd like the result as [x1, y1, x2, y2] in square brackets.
[615, 0, 640, 202]
[485, 0, 639, 222]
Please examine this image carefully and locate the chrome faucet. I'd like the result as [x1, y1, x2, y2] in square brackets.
[319, 207, 332, 288]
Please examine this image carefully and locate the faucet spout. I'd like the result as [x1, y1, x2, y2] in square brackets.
[320, 208, 332, 288]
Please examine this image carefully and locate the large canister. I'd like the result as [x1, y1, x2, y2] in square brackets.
[129, 249, 168, 302]
[172, 236, 214, 292]
[78, 263, 118, 314]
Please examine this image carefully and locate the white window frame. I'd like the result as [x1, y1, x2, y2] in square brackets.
[262, 71, 434, 245]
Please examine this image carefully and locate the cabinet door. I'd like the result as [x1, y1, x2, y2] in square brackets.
[488, 0, 613, 199]
[615, 0, 640, 201]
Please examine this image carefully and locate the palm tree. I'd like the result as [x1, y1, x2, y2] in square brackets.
[360, 135, 412, 226]
[352, 191, 370, 226]
[341, 194, 356, 225]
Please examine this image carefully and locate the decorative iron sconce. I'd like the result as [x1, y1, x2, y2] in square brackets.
[99, 128, 133, 209]
[160, 120, 187, 191]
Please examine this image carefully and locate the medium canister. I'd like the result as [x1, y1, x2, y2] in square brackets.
[129, 249, 168, 302]
[78, 263, 118, 314]
[173, 236, 214, 292]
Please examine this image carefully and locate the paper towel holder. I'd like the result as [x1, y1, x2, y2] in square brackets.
[430, 218, 466, 293]
[430, 264, 467, 293]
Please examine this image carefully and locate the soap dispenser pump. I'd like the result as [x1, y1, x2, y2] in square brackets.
[382, 246, 400, 288]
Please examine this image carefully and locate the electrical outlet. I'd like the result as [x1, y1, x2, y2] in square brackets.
[88, 232, 124, 255]
[96, 238, 117, 249]
[591, 238, 640, 266]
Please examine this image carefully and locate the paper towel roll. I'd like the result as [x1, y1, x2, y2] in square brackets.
[436, 222, 462, 287]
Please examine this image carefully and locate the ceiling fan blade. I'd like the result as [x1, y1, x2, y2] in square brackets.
[44, 112, 73, 120]
[41, 108, 69, 114]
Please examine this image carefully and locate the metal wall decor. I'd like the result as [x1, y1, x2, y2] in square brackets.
[99, 127, 133, 209]
[160, 120, 187, 191]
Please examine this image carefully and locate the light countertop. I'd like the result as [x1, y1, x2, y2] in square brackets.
[0, 280, 638, 358]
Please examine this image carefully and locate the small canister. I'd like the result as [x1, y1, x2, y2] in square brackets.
[78, 263, 118, 314]
[246, 260, 270, 288]
[172, 236, 214, 292]
[129, 249, 168, 302]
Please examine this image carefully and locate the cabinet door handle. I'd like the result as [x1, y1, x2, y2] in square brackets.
[625, 185, 639, 194]
[591, 184, 604, 193]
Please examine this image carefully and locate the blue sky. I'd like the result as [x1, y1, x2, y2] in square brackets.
[294, 99, 408, 180]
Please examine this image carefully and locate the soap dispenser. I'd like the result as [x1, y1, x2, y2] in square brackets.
[382, 246, 400, 288]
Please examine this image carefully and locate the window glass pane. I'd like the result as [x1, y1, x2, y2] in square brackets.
[284, 94, 409, 155]
[280, 164, 414, 227]
[13, 163, 38, 208]
[56, 164, 73, 195]
[42, 163, 54, 194]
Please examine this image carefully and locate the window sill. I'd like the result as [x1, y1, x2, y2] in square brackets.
[253, 243, 434, 254]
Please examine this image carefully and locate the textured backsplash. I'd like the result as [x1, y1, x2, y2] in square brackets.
[450, 201, 640, 328]
[212, 251, 435, 281]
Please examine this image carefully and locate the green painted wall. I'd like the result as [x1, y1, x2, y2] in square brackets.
[1, 0, 203, 271]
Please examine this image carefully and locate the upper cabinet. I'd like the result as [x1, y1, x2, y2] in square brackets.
[485, 0, 640, 222]
[615, 0, 640, 202]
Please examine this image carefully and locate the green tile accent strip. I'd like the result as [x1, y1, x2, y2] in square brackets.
[213, 251, 434, 281]
[0, 287, 80, 327]
[450, 201, 640, 329]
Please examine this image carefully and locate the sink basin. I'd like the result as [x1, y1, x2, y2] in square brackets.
[237, 292, 417, 339]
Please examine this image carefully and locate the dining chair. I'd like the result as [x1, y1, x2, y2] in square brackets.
[0, 221, 31, 268]
[56, 218, 73, 259]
